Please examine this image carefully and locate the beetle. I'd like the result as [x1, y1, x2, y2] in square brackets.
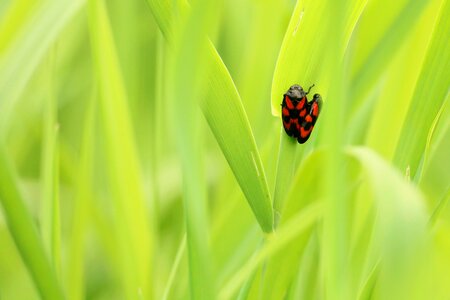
[281, 84, 322, 144]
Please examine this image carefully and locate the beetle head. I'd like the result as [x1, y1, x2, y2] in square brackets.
[286, 85, 306, 99]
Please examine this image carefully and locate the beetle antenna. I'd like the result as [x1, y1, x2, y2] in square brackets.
[306, 84, 315, 95]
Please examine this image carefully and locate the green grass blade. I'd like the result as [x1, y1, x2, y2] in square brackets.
[272, 130, 297, 228]
[350, 0, 430, 99]
[0, 0, 85, 133]
[347, 0, 443, 151]
[422, 94, 449, 177]
[286, 232, 319, 300]
[0, 145, 63, 299]
[145, 0, 173, 40]
[428, 189, 450, 227]
[40, 50, 61, 275]
[393, 0, 450, 178]
[270, 0, 366, 115]
[201, 42, 274, 232]
[357, 260, 380, 300]
[162, 235, 186, 300]
[236, 270, 257, 300]
[66, 98, 96, 300]
[168, 0, 218, 298]
[219, 203, 322, 300]
[419, 92, 450, 204]
[88, 0, 153, 297]
[348, 147, 429, 299]
[146, 0, 274, 232]
[321, 0, 347, 298]
[270, 0, 328, 115]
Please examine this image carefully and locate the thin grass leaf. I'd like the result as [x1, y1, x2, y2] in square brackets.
[357, 260, 380, 300]
[392, 0, 449, 178]
[162, 235, 186, 300]
[0, 0, 85, 134]
[270, 0, 366, 115]
[0, 145, 63, 299]
[270, 0, 328, 116]
[321, 0, 348, 298]
[348, 146, 429, 299]
[260, 149, 328, 300]
[349, 0, 430, 99]
[271, 1, 332, 232]
[349, 0, 446, 154]
[422, 94, 449, 178]
[40, 50, 61, 275]
[168, 0, 219, 298]
[218, 202, 322, 300]
[272, 130, 297, 228]
[202, 42, 273, 232]
[66, 97, 96, 300]
[419, 93, 450, 202]
[88, 0, 153, 297]
[428, 189, 450, 227]
[269, 1, 365, 254]
[236, 270, 257, 300]
[286, 232, 319, 300]
[146, 0, 274, 232]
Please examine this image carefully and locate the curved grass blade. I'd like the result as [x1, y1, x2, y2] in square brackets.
[146, 0, 273, 232]
[201, 42, 274, 232]
[0, 145, 64, 299]
[419, 93, 450, 204]
[218, 203, 323, 300]
[348, 147, 429, 299]
[349, 0, 431, 100]
[270, 0, 329, 116]
[393, 0, 450, 179]
[270, 0, 367, 116]
[357, 260, 380, 300]
[347, 0, 443, 149]
[428, 189, 450, 227]
[270, 0, 365, 243]
[0, 0, 85, 134]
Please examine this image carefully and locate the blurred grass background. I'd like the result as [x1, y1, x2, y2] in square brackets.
[0, 0, 449, 299]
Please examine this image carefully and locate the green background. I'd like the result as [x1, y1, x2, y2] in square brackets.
[0, 0, 449, 299]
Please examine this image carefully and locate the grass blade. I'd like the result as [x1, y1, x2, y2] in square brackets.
[419, 92, 450, 203]
[272, 131, 297, 228]
[168, 0, 219, 298]
[286, 232, 319, 300]
[0, 0, 85, 133]
[393, 0, 450, 178]
[0, 145, 63, 299]
[66, 97, 96, 300]
[270, 0, 367, 115]
[219, 202, 322, 299]
[201, 42, 274, 232]
[88, 0, 153, 297]
[40, 50, 61, 275]
[162, 235, 186, 300]
[349, 0, 430, 99]
[146, 0, 274, 232]
[348, 146, 429, 299]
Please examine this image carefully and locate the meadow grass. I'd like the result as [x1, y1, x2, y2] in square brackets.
[0, 0, 449, 299]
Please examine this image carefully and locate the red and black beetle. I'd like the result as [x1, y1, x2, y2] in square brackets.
[281, 84, 322, 144]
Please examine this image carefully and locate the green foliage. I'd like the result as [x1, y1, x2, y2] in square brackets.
[0, 0, 448, 299]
